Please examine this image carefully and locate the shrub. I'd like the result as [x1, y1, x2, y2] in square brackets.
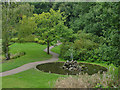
[10, 52, 26, 59]
[34, 38, 39, 42]
[60, 42, 73, 60]
[2, 52, 26, 60]
[91, 44, 120, 66]
[18, 38, 25, 43]
[23, 35, 35, 42]
[60, 31, 99, 61]
[60, 38, 98, 61]
[38, 40, 46, 45]
[17, 35, 36, 43]
[11, 38, 18, 42]
[60, 30, 119, 66]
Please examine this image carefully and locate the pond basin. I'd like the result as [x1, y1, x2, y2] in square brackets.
[36, 62, 107, 75]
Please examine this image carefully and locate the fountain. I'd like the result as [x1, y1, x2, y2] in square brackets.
[62, 60, 86, 72]
[62, 47, 86, 72]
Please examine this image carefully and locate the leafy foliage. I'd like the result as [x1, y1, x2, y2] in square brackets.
[52, 2, 119, 67]
[60, 31, 98, 61]
[30, 2, 53, 14]
[2, 2, 34, 60]
[34, 8, 73, 54]
[17, 15, 37, 40]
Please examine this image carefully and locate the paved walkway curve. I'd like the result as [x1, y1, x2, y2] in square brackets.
[0, 43, 62, 77]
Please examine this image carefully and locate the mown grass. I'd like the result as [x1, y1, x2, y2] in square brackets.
[1, 43, 52, 72]
[51, 44, 61, 55]
[2, 43, 64, 88]
[2, 68, 66, 88]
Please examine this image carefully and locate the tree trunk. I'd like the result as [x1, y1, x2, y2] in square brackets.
[47, 40, 50, 54]
[5, 45, 10, 60]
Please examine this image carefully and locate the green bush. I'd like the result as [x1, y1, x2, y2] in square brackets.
[38, 40, 46, 45]
[23, 35, 35, 42]
[18, 38, 25, 43]
[11, 38, 18, 42]
[60, 30, 119, 67]
[10, 52, 26, 59]
[17, 35, 36, 43]
[60, 42, 73, 60]
[61, 42, 119, 67]
[94, 44, 119, 66]
[34, 38, 39, 42]
[60, 36, 98, 61]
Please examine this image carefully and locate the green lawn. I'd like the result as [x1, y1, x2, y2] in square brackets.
[2, 43, 64, 88]
[1, 43, 52, 72]
[51, 44, 61, 54]
[2, 68, 66, 88]
[0, 39, 2, 62]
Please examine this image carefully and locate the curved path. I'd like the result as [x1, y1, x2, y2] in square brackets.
[0, 43, 62, 77]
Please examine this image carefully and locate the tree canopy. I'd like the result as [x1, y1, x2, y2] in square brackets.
[2, 2, 34, 60]
[34, 8, 73, 54]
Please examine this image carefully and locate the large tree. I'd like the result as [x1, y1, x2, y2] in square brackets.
[2, 2, 34, 60]
[16, 15, 37, 40]
[34, 8, 73, 54]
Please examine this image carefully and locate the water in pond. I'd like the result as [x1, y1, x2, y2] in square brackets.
[36, 62, 107, 75]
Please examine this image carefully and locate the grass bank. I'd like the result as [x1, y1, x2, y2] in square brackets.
[2, 68, 65, 88]
[1, 43, 52, 72]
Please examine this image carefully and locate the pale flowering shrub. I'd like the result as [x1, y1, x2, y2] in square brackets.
[55, 69, 119, 88]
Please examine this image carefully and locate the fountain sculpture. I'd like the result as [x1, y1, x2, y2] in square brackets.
[62, 47, 86, 71]
[62, 60, 86, 71]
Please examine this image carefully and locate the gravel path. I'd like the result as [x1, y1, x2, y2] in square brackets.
[0, 43, 61, 77]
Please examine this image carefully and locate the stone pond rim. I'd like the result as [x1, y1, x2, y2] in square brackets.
[36, 62, 108, 75]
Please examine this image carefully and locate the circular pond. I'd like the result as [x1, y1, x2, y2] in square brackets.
[36, 62, 107, 75]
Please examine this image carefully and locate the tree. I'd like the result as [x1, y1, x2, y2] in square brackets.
[34, 8, 73, 54]
[17, 15, 37, 41]
[29, 2, 53, 14]
[2, 2, 17, 60]
[0, 4, 2, 39]
[2, 2, 34, 60]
